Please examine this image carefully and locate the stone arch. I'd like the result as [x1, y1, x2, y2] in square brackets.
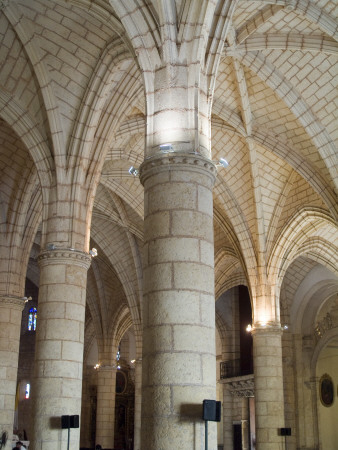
[268, 207, 338, 288]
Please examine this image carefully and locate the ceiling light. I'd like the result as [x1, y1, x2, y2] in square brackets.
[218, 158, 229, 168]
[89, 248, 98, 257]
[128, 166, 139, 176]
[159, 143, 173, 152]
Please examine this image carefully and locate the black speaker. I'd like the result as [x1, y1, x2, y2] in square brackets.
[202, 400, 221, 422]
[280, 427, 291, 436]
[61, 415, 70, 429]
[70, 415, 79, 428]
[61, 415, 79, 429]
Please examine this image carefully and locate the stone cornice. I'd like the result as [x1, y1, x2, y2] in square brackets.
[221, 375, 254, 398]
[0, 295, 26, 310]
[139, 152, 217, 186]
[38, 249, 92, 269]
[97, 364, 118, 372]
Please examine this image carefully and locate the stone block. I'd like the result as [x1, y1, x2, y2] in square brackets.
[148, 237, 200, 263]
[174, 262, 214, 292]
[146, 290, 200, 325]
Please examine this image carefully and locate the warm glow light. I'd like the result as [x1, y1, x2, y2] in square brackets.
[130, 359, 135, 364]
[94, 363, 100, 370]
[246, 324, 252, 332]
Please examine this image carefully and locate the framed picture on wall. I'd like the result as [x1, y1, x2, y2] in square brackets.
[319, 373, 334, 407]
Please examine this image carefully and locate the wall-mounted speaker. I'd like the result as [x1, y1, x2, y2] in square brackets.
[202, 400, 221, 422]
[61, 415, 79, 429]
[280, 427, 291, 436]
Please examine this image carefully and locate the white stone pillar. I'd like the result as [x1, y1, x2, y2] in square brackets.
[222, 385, 233, 450]
[133, 359, 142, 450]
[0, 295, 25, 450]
[252, 325, 285, 450]
[95, 365, 117, 449]
[241, 397, 250, 450]
[31, 249, 91, 450]
[140, 153, 217, 450]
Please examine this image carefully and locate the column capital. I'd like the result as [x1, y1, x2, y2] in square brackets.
[0, 0, 9, 11]
[97, 364, 118, 372]
[251, 322, 283, 336]
[0, 295, 26, 310]
[139, 152, 217, 186]
[38, 248, 92, 270]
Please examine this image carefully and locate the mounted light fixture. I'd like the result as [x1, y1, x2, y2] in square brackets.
[128, 166, 139, 176]
[89, 248, 98, 257]
[217, 157, 229, 168]
[246, 324, 252, 332]
[159, 143, 173, 152]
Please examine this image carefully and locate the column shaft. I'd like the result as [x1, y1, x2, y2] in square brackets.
[95, 366, 117, 449]
[252, 326, 285, 450]
[241, 397, 249, 450]
[133, 359, 142, 450]
[0, 296, 25, 450]
[140, 153, 217, 450]
[31, 249, 91, 450]
[222, 386, 233, 449]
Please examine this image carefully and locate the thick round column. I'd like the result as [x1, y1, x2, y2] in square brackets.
[252, 325, 285, 450]
[140, 153, 217, 450]
[0, 295, 25, 449]
[95, 365, 117, 449]
[32, 249, 91, 450]
[133, 359, 142, 450]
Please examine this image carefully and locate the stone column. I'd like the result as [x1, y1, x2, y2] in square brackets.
[140, 153, 217, 450]
[252, 325, 285, 450]
[31, 249, 91, 450]
[95, 365, 117, 449]
[133, 359, 142, 450]
[0, 295, 25, 450]
[241, 397, 250, 450]
[222, 385, 233, 450]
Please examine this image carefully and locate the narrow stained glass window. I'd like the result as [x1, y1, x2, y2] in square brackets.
[28, 307, 37, 331]
[25, 383, 30, 399]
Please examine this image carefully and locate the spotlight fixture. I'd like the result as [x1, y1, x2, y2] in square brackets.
[159, 143, 173, 152]
[217, 158, 229, 168]
[89, 248, 98, 257]
[94, 363, 100, 370]
[283, 324, 288, 330]
[128, 166, 139, 176]
[246, 324, 252, 332]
